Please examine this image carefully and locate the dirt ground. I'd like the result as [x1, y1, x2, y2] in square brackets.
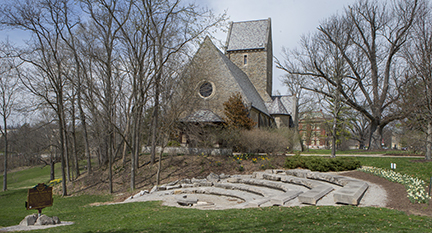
[64, 153, 432, 217]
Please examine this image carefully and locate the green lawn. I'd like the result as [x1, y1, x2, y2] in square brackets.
[0, 166, 54, 190]
[14, 202, 432, 232]
[301, 149, 423, 155]
[356, 157, 432, 183]
[0, 157, 431, 232]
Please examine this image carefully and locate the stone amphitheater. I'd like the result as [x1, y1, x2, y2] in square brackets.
[123, 169, 387, 209]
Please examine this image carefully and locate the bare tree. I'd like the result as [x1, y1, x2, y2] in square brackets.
[402, 1, 432, 160]
[0, 0, 85, 196]
[80, 0, 128, 194]
[277, 0, 420, 149]
[0, 40, 21, 191]
[145, 0, 226, 164]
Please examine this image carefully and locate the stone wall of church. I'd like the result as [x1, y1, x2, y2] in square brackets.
[227, 50, 272, 102]
[183, 42, 252, 119]
[274, 115, 290, 128]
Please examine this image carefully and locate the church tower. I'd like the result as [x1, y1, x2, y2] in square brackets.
[225, 18, 273, 102]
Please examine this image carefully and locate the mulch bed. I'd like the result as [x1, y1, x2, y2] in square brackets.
[341, 170, 432, 217]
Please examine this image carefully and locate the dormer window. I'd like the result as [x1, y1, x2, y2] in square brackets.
[243, 54, 248, 65]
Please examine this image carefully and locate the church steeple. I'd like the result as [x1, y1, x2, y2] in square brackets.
[225, 18, 273, 102]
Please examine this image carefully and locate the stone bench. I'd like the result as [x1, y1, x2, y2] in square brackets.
[333, 181, 369, 205]
[297, 185, 334, 205]
[254, 171, 333, 205]
[285, 169, 369, 205]
[225, 177, 304, 206]
[214, 182, 275, 197]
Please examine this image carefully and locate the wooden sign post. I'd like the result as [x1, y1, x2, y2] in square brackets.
[26, 183, 53, 216]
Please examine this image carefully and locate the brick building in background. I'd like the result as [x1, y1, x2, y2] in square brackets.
[298, 110, 331, 149]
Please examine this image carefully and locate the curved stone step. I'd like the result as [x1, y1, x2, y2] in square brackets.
[223, 177, 304, 205]
[285, 169, 369, 205]
[175, 187, 267, 207]
[259, 171, 335, 205]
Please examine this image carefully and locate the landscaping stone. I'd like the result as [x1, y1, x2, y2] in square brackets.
[179, 178, 192, 184]
[298, 185, 334, 205]
[19, 214, 37, 226]
[285, 169, 311, 178]
[333, 181, 369, 205]
[206, 172, 220, 182]
[176, 196, 198, 206]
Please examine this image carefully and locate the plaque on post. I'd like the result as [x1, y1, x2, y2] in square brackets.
[26, 183, 53, 216]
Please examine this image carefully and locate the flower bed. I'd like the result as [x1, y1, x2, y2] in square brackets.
[358, 166, 431, 204]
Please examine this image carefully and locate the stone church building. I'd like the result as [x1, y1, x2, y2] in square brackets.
[180, 18, 297, 131]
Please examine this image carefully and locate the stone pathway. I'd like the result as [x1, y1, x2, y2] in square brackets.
[123, 169, 387, 210]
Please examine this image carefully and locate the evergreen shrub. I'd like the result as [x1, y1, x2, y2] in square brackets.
[284, 155, 361, 172]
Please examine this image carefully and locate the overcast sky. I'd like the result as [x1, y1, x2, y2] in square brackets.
[196, 0, 358, 95]
[0, 0, 358, 95]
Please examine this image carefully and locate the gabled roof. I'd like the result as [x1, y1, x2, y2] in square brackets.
[267, 97, 289, 115]
[271, 95, 296, 115]
[226, 18, 271, 52]
[200, 37, 270, 116]
[180, 110, 224, 123]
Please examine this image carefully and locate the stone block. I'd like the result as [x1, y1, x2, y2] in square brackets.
[206, 172, 220, 182]
[298, 185, 334, 205]
[35, 215, 55, 226]
[176, 196, 198, 206]
[19, 214, 38, 226]
[333, 181, 369, 205]
[52, 216, 61, 224]
[270, 190, 303, 206]
[245, 198, 270, 207]
[285, 169, 311, 178]
[262, 173, 281, 181]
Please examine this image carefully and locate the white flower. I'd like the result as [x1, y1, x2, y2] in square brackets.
[358, 167, 430, 204]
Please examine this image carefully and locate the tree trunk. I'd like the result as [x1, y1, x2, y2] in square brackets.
[367, 121, 382, 150]
[130, 111, 138, 191]
[331, 116, 337, 158]
[150, 89, 159, 164]
[156, 150, 162, 186]
[71, 103, 80, 179]
[50, 158, 55, 181]
[109, 134, 113, 193]
[59, 97, 67, 196]
[426, 122, 432, 160]
[2, 117, 7, 191]
[64, 127, 71, 181]
[79, 101, 91, 175]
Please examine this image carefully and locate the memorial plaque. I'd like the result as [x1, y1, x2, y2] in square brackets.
[26, 183, 53, 210]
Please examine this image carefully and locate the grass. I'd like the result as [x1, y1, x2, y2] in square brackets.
[9, 203, 432, 232]
[301, 149, 423, 155]
[0, 166, 55, 190]
[356, 157, 432, 183]
[0, 156, 432, 232]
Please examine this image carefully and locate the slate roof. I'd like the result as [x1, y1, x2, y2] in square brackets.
[226, 19, 270, 52]
[267, 97, 289, 115]
[180, 110, 224, 123]
[271, 95, 296, 115]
